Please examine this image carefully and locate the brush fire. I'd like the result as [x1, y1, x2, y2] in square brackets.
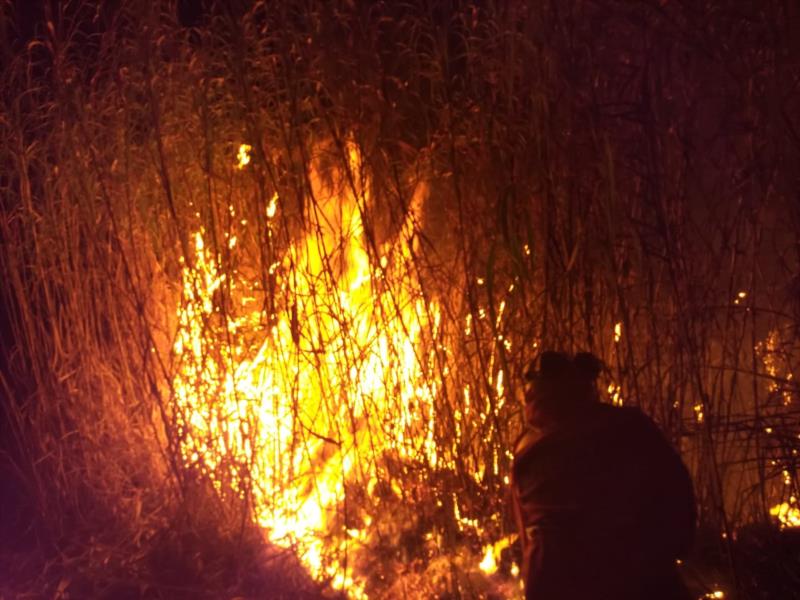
[1, 2, 799, 599]
[170, 141, 518, 596]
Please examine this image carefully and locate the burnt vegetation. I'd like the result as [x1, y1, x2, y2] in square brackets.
[1, 1, 799, 598]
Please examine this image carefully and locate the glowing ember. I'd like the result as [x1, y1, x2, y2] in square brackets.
[694, 404, 704, 424]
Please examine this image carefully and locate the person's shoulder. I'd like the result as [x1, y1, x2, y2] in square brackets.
[589, 403, 667, 443]
[513, 429, 542, 458]
[619, 405, 664, 433]
[512, 428, 562, 475]
[592, 402, 655, 425]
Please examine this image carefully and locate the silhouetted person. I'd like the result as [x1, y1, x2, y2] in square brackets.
[511, 351, 695, 600]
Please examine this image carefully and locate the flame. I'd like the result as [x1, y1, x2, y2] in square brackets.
[770, 502, 800, 529]
[478, 535, 514, 575]
[693, 403, 704, 424]
[607, 382, 623, 406]
[236, 143, 252, 169]
[171, 142, 443, 595]
[265, 191, 278, 219]
[478, 545, 498, 574]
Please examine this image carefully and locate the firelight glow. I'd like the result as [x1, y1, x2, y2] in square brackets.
[770, 502, 800, 529]
[236, 143, 252, 169]
[168, 142, 509, 596]
[479, 535, 515, 575]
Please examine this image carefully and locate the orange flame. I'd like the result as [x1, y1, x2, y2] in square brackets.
[171, 142, 443, 595]
[770, 501, 800, 529]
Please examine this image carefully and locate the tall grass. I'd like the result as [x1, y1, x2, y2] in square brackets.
[1, 1, 798, 597]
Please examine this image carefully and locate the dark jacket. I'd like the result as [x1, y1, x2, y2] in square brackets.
[512, 403, 695, 600]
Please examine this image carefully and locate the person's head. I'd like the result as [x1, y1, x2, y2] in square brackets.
[523, 350, 603, 429]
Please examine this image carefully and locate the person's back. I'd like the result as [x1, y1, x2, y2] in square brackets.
[511, 352, 695, 599]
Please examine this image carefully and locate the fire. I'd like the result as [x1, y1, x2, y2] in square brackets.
[770, 502, 800, 529]
[236, 143, 252, 169]
[171, 142, 446, 595]
[478, 544, 498, 574]
[478, 535, 515, 575]
[607, 382, 623, 406]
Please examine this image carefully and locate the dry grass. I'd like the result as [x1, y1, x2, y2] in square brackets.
[0, 1, 798, 597]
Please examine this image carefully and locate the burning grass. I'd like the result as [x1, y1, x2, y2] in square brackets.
[1, 1, 799, 597]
